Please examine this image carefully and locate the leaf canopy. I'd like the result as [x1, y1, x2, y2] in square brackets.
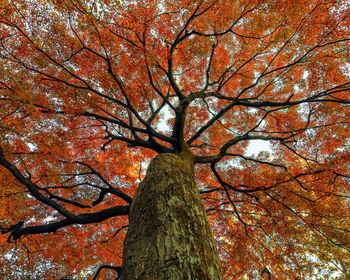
[0, 0, 349, 279]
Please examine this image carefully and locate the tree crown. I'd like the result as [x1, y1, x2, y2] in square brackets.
[0, 0, 349, 278]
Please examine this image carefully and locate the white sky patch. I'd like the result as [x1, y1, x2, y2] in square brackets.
[43, 216, 56, 223]
[4, 252, 14, 260]
[27, 143, 37, 152]
[155, 105, 174, 133]
[297, 103, 309, 121]
[217, 158, 243, 170]
[341, 63, 350, 77]
[294, 84, 301, 93]
[303, 70, 309, 79]
[245, 140, 272, 156]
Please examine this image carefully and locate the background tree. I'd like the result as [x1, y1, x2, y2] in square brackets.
[0, 0, 349, 279]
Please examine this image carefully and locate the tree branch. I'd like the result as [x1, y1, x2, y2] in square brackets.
[91, 265, 121, 280]
[1, 205, 130, 241]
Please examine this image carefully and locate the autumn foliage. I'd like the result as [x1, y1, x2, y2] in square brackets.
[0, 0, 349, 279]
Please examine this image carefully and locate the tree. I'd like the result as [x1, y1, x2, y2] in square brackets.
[0, 0, 349, 279]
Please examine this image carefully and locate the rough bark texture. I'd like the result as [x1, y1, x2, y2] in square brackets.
[121, 153, 223, 280]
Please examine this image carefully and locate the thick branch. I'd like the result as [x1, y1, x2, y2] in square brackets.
[1, 205, 130, 241]
[92, 265, 121, 280]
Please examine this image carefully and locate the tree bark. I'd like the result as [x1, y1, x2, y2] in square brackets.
[121, 153, 223, 280]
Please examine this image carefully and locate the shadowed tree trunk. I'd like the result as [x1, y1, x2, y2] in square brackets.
[121, 152, 223, 280]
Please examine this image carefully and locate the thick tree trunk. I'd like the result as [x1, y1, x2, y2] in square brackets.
[121, 153, 223, 280]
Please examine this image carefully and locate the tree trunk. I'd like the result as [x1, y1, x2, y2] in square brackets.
[121, 153, 223, 280]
